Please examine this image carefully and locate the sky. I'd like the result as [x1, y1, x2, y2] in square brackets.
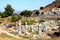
[0, 0, 55, 12]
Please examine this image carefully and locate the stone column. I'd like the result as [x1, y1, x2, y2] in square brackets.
[43, 25, 46, 32]
[38, 27, 42, 34]
[19, 20, 21, 26]
[18, 20, 22, 35]
[38, 24, 42, 34]
[25, 22, 28, 29]
[29, 25, 34, 32]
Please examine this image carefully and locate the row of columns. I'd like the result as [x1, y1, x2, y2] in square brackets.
[17, 20, 50, 35]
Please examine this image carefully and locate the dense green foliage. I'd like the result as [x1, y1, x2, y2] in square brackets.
[11, 15, 22, 22]
[39, 19, 45, 23]
[40, 7, 44, 10]
[1, 13, 8, 18]
[0, 12, 2, 15]
[20, 10, 32, 17]
[4, 4, 14, 16]
[0, 12, 2, 18]
[0, 4, 14, 18]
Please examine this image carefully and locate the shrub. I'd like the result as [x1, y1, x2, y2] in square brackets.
[11, 15, 22, 22]
[39, 19, 45, 23]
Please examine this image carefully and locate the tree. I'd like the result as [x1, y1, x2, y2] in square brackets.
[0, 12, 2, 18]
[4, 4, 14, 16]
[0, 12, 8, 18]
[0, 12, 7, 18]
[20, 10, 32, 17]
[0, 4, 14, 18]
[40, 7, 44, 10]
[0, 12, 2, 15]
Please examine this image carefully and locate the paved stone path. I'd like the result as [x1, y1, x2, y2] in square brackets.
[0, 29, 29, 40]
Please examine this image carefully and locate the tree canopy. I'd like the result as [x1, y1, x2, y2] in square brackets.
[40, 7, 44, 10]
[0, 12, 2, 16]
[4, 4, 14, 16]
[0, 4, 14, 18]
[20, 10, 32, 17]
[35, 11, 39, 16]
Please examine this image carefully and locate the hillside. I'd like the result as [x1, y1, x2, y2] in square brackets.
[39, 0, 60, 13]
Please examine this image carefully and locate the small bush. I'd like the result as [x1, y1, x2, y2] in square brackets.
[39, 19, 45, 23]
[11, 15, 22, 22]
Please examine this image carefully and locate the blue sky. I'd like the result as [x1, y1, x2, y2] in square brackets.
[0, 0, 55, 12]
